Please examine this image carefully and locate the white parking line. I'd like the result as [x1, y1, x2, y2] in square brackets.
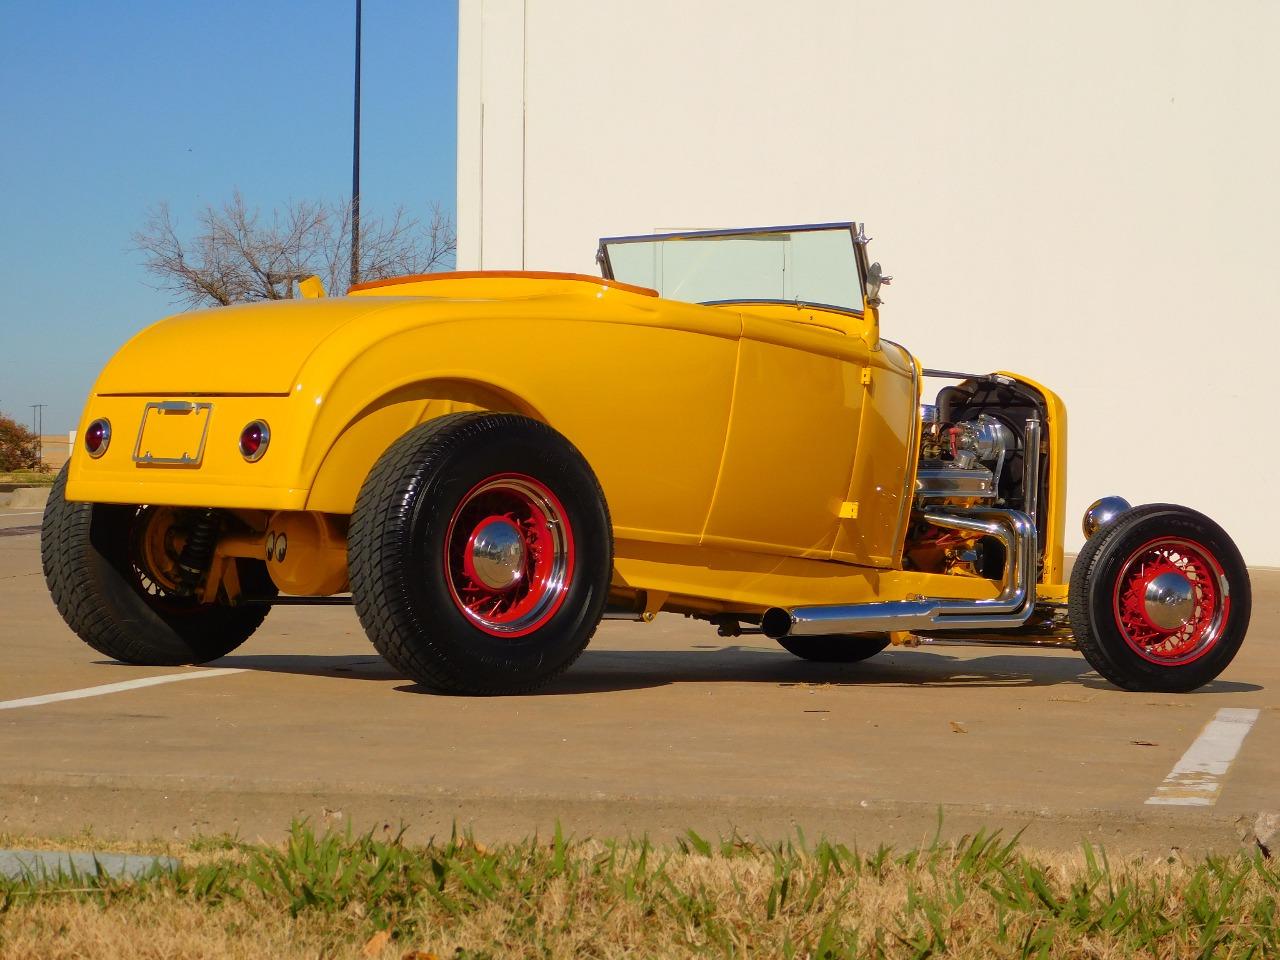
[0, 669, 245, 712]
[1145, 707, 1261, 806]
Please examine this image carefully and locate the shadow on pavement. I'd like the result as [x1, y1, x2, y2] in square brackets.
[97, 646, 1261, 698]
[210, 654, 402, 681]
[201, 646, 1093, 693]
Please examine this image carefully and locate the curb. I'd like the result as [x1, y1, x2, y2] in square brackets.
[0, 775, 1261, 855]
[8, 487, 50, 510]
[0, 849, 180, 881]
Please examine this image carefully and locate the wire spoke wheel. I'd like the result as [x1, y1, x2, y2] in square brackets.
[444, 474, 576, 637]
[1069, 504, 1250, 692]
[1112, 537, 1228, 666]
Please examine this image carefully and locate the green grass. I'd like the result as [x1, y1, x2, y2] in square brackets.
[1, 821, 1277, 958]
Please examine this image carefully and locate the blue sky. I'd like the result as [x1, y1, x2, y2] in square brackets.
[0, 0, 458, 433]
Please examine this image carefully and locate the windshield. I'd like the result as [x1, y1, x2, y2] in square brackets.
[598, 223, 866, 313]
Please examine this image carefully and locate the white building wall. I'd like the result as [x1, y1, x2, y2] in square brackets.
[458, 0, 1280, 566]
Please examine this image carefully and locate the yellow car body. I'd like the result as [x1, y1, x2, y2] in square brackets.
[68, 268, 1067, 616]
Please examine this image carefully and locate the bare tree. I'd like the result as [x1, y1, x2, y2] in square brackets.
[134, 192, 456, 309]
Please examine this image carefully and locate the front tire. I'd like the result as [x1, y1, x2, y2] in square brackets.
[1069, 504, 1250, 692]
[41, 467, 271, 665]
[348, 413, 612, 695]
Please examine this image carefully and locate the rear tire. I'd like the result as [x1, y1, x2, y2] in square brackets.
[41, 466, 271, 665]
[1069, 504, 1250, 692]
[776, 634, 891, 663]
[348, 413, 612, 695]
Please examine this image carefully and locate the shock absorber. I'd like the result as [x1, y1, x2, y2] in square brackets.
[176, 508, 220, 595]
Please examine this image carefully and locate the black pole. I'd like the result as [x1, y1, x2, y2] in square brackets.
[350, 0, 362, 287]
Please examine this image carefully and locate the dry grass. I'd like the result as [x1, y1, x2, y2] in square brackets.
[1, 822, 1277, 959]
[0, 471, 53, 488]
[0, 471, 54, 488]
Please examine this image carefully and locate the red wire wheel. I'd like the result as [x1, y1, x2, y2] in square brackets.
[1069, 504, 1251, 692]
[1111, 537, 1228, 666]
[349, 413, 612, 695]
[444, 474, 576, 637]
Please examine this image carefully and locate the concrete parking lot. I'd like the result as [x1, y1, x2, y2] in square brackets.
[2, 506, 1276, 853]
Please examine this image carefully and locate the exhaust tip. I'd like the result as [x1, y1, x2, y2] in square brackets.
[761, 608, 793, 640]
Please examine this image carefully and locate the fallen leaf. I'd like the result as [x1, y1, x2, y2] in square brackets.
[949, 721, 967, 734]
[401, 952, 440, 960]
[1130, 740, 1158, 747]
[362, 930, 391, 957]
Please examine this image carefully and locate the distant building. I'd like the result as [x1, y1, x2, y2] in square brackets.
[39, 434, 71, 471]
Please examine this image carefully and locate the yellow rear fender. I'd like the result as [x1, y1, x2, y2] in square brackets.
[305, 377, 540, 514]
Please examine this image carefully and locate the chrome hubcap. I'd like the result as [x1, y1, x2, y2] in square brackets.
[466, 518, 525, 591]
[1143, 571, 1195, 630]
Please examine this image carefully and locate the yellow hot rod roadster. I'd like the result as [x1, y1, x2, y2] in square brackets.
[43, 223, 1251, 693]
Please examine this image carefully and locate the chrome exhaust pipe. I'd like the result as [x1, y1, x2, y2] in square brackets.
[760, 508, 1036, 639]
[760, 414, 1044, 642]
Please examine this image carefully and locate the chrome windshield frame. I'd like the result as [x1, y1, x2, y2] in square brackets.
[596, 221, 870, 312]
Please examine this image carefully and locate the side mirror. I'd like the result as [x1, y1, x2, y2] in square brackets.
[866, 261, 893, 306]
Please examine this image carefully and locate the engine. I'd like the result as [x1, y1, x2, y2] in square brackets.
[915, 407, 1014, 504]
[906, 375, 1048, 577]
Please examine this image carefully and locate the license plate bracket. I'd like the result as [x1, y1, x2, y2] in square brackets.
[132, 401, 213, 467]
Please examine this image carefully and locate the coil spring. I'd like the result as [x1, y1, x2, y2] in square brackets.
[176, 508, 220, 594]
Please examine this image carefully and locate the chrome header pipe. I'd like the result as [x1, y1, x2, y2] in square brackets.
[760, 415, 1043, 642]
[761, 508, 1036, 639]
[1022, 416, 1042, 535]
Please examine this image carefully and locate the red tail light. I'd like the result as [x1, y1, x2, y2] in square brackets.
[84, 419, 111, 458]
[239, 421, 270, 462]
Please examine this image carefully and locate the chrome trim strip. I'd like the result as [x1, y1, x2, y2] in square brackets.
[921, 368, 985, 380]
[599, 221, 860, 250]
[131, 401, 213, 468]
